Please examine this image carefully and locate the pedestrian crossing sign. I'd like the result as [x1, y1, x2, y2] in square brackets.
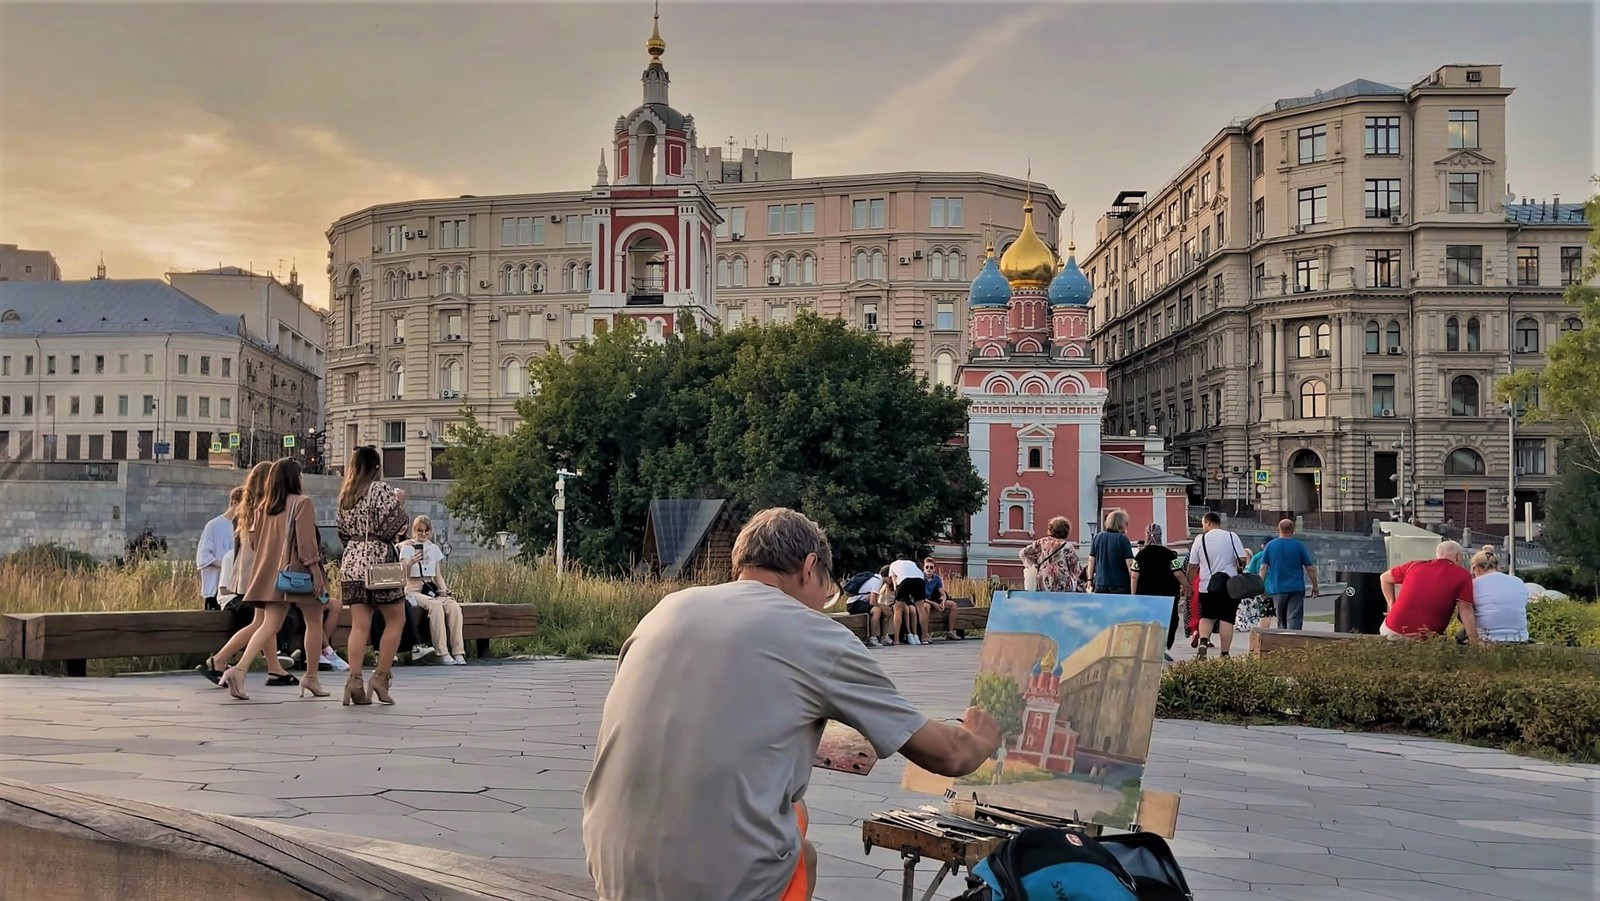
[228, 432, 241, 448]
[282, 435, 297, 449]
[1254, 469, 1269, 485]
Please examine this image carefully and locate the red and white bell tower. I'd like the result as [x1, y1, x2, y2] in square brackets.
[583, 7, 721, 338]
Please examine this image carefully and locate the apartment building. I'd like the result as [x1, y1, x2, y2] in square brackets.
[323, 13, 1060, 478]
[1082, 64, 1588, 533]
[0, 279, 323, 465]
[0, 244, 61, 282]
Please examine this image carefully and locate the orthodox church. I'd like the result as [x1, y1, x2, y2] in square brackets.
[1010, 648, 1079, 775]
[940, 198, 1192, 580]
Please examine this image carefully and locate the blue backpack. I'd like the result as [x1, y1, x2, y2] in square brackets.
[964, 827, 1139, 901]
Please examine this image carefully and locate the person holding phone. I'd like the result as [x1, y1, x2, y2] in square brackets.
[398, 515, 466, 665]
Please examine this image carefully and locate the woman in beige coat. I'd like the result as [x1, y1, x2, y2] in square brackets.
[199, 462, 298, 686]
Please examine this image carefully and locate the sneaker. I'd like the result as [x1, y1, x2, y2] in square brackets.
[866, 636, 882, 648]
[276, 652, 295, 671]
[412, 644, 437, 662]
[452, 655, 468, 665]
[319, 647, 350, 672]
[907, 634, 922, 646]
[439, 654, 460, 665]
[946, 632, 965, 641]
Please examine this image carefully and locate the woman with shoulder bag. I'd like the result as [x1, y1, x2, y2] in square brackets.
[399, 515, 467, 664]
[219, 458, 330, 700]
[337, 446, 412, 706]
[1019, 517, 1081, 592]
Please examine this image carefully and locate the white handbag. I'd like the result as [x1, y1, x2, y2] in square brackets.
[1023, 566, 1039, 591]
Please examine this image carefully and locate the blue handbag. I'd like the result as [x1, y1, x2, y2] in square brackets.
[274, 497, 317, 596]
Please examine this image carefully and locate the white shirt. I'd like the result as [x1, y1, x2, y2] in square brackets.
[1188, 528, 1247, 582]
[1472, 572, 1529, 641]
[196, 514, 234, 599]
[853, 575, 885, 598]
[396, 539, 446, 577]
[888, 560, 924, 582]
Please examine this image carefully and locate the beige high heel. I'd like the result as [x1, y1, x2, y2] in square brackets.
[222, 666, 249, 701]
[300, 671, 329, 699]
[342, 672, 370, 706]
[368, 669, 394, 705]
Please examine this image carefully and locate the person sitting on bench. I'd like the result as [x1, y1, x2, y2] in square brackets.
[397, 515, 466, 665]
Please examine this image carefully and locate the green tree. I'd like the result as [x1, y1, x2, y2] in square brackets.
[439, 311, 985, 574]
[1542, 442, 1600, 587]
[971, 671, 1026, 746]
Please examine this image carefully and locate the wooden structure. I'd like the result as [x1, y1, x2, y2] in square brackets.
[828, 604, 990, 641]
[0, 602, 537, 676]
[0, 777, 594, 900]
[641, 498, 738, 581]
[1252, 627, 1374, 656]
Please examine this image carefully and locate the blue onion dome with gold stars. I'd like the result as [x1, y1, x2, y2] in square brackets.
[969, 238, 1013, 308]
[999, 199, 1058, 288]
[1049, 243, 1092, 307]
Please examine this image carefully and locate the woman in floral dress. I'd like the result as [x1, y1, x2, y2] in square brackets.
[336, 446, 411, 706]
[1019, 516, 1081, 592]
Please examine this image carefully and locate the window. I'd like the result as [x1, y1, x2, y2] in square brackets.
[46, 355, 56, 375]
[1365, 320, 1381, 354]
[771, 306, 790, 324]
[222, 357, 231, 377]
[1252, 139, 1264, 177]
[1364, 179, 1400, 218]
[853, 198, 885, 229]
[1447, 173, 1480, 213]
[442, 312, 463, 340]
[934, 351, 955, 387]
[1387, 320, 1402, 351]
[501, 216, 542, 246]
[800, 204, 815, 233]
[1294, 257, 1320, 293]
[1516, 439, 1547, 475]
[732, 256, 747, 287]
[503, 359, 526, 396]
[220, 397, 231, 419]
[1200, 227, 1211, 258]
[1561, 247, 1583, 285]
[769, 255, 783, 284]
[23, 355, 32, 375]
[861, 301, 879, 332]
[1299, 379, 1327, 418]
[870, 198, 885, 228]
[385, 225, 407, 253]
[199, 355, 210, 376]
[438, 219, 468, 248]
[784, 254, 799, 286]
[929, 197, 964, 227]
[69, 355, 80, 375]
[1316, 322, 1331, 353]
[1253, 198, 1265, 236]
[118, 395, 129, 416]
[1253, 263, 1266, 294]
[1297, 125, 1327, 164]
[175, 396, 188, 418]
[1364, 249, 1401, 288]
[118, 354, 127, 374]
[95, 395, 106, 415]
[1183, 188, 1196, 220]
[22, 396, 32, 415]
[1516, 317, 1540, 352]
[1365, 116, 1401, 155]
[1446, 245, 1483, 286]
[383, 421, 405, 445]
[1561, 316, 1583, 334]
[872, 249, 886, 280]
[1517, 246, 1540, 285]
[69, 396, 80, 416]
[1466, 317, 1481, 351]
[784, 204, 801, 235]
[440, 360, 462, 395]
[1445, 447, 1485, 475]
[1296, 186, 1327, 226]
[936, 301, 955, 330]
[1371, 374, 1396, 416]
[1450, 375, 1480, 416]
[716, 257, 730, 288]
[1216, 211, 1225, 246]
[767, 204, 782, 236]
[565, 215, 583, 245]
[176, 354, 188, 375]
[1200, 173, 1211, 204]
[725, 308, 744, 329]
[199, 397, 210, 418]
[1296, 324, 1314, 357]
[1447, 110, 1480, 149]
[1446, 317, 1459, 351]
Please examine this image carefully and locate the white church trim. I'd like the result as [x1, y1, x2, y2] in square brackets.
[1016, 424, 1055, 475]
[997, 484, 1035, 537]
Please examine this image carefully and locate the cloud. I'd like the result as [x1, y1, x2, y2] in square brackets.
[800, 5, 1060, 173]
[0, 104, 467, 308]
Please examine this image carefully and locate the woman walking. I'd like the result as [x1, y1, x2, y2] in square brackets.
[199, 462, 299, 687]
[337, 446, 411, 705]
[1131, 524, 1186, 661]
[219, 458, 330, 700]
[399, 515, 467, 664]
[1019, 516, 1081, 592]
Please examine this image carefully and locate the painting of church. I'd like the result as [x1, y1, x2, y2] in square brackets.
[1009, 649, 1078, 774]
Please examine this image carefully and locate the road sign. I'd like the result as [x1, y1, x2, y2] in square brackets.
[154, 442, 171, 456]
[1313, 469, 1323, 487]
[282, 435, 297, 448]
[228, 432, 241, 448]
[1339, 475, 1349, 492]
[1254, 469, 1269, 485]
[210, 441, 224, 454]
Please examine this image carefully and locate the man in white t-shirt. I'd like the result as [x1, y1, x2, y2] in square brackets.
[887, 557, 927, 645]
[1186, 512, 1249, 658]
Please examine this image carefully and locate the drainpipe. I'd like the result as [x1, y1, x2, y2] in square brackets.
[33, 336, 43, 459]
[1405, 105, 1419, 520]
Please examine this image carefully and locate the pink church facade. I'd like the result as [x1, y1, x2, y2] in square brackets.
[936, 198, 1191, 580]
[1011, 651, 1078, 774]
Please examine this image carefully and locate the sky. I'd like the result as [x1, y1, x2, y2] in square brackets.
[990, 591, 1171, 649]
[1, 1, 1594, 309]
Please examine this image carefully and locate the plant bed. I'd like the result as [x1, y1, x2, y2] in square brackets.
[1159, 638, 1600, 762]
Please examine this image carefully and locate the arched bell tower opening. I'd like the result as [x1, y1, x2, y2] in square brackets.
[625, 230, 669, 304]
[636, 121, 658, 186]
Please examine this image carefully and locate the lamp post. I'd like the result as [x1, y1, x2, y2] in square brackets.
[1503, 402, 1517, 575]
[554, 468, 581, 579]
[495, 530, 512, 566]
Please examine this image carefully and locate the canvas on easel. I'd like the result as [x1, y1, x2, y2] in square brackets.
[903, 590, 1171, 830]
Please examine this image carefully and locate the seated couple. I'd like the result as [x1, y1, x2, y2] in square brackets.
[845, 557, 961, 647]
[396, 515, 467, 665]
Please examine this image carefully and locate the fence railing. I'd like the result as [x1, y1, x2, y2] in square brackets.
[0, 461, 120, 482]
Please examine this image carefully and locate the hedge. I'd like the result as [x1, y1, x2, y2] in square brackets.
[1159, 639, 1600, 762]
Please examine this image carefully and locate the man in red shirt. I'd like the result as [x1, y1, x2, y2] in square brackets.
[1378, 541, 1478, 638]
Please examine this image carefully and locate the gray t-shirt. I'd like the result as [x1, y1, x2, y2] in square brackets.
[582, 580, 930, 900]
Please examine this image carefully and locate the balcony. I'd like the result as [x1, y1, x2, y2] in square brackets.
[626, 275, 666, 307]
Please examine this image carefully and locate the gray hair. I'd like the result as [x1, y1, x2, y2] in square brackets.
[1435, 540, 1465, 561]
[1103, 509, 1129, 533]
[731, 507, 833, 578]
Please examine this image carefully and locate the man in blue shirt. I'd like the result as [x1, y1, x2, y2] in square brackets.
[1259, 519, 1319, 629]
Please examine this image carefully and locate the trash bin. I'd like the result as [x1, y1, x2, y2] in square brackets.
[1335, 570, 1386, 634]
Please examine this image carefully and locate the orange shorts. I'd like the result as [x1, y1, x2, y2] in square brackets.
[778, 803, 811, 901]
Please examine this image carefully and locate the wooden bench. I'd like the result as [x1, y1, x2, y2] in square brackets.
[1253, 628, 1374, 656]
[830, 603, 989, 640]
[0, 777, 594, 900]
[0, 602, 538, 676]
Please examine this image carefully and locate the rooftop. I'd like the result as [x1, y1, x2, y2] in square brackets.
[0, 279, 240, 339]
[1264, 77, 1406, 115]
[1504, 202, 1588, 225]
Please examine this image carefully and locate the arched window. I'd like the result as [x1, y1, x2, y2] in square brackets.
[1386, 320, 1401, 351]
[1450, 375, 1479, 416]
[929, 251, 945, 281]
[1027, 447, 1043, 469]
[387, 270, 400, 300]
[768, 255, 782, 284]
[1466, 317, 1481, 351]
[438, 268, 453, 295]
[1445, 447, 1485, 475]
[441, 360, 462, 395]
[532, 263, 545, 292]
[502, 265, 517, 294]
[1291, 448, 1322, 469]
[801, 254, 816, 285]
[1299, 378, 1328, 418]
[732, 256, 747, 287]
[1316, 322, 1331, 354]
[716, 257, 730, 288]
[455, 266, 467, 293]
[934, 351, 955, 387]
[1364, 320, 1380, 354]
[854, 250, 869, 282]
[503, 359, 524, 397]
[564, 262, 578, 292]
[1516, 317, 1540, 352]
[388, 362, 404, 399]
[785, 254, 799, 286]
[1296, 324, 1313, 358]
[647, 318, 665, 341]
[582, 262, 593, 291]
[947, 250, 964, 281]
[1561, 316, 1582, 334]
[1446, 316, 1460, 351]
[871, 249, 887, 280]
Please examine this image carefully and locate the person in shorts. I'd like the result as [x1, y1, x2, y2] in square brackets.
[1186, 512, 1248, 659]
[888, 557, 927, 645]
[920, 557, 962, 640]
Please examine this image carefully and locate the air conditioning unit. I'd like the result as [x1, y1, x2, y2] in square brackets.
[392, 337, 404, 345]
[532, 286, 543, 293]
[404, 231, 415, 239]
[899, 256, 911, 265]
[1294, 224, 1307, 234]
[488, 314, 500, 323]
[1380, 409, 1396, 418]
[1193, 253, 1204, 263]
[767, 276, 781, 286]
[1390, 214, 1402, 225]
[913, 250, 924, 259]
[479, 280, 490, 289]
[864, 322, 878, 332]
[441, 390, 460, 399]
[390, 394, 402, 401]
[414, 270, 427, 280]
[1516, 345, 1534, 354]
[416, 229, 429, 238]
[1316, 349, 1330, 358]
[373, 245, 383, 253]
[446, 333, 462, 341]
[912, 318, 925, 328]
[730, 233, 743, 241]
[550, 215, 563, 222]
[1387, 347, 1403, 355]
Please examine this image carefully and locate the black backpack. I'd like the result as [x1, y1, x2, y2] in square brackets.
[842, 571, 877, 595]
[960, 828, 1192, 901]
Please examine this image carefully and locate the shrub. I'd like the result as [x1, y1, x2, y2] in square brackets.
[1527, 597, 1600, 647]
[1520, 564, 1597, 600]
[1, 543, 98, 572]
[1159, 639, 1600, 762]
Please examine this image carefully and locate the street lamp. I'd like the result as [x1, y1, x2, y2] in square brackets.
[554, 468, 582, 579]
[495, 530, 512, 565]
[1503, 402, 1517, 575]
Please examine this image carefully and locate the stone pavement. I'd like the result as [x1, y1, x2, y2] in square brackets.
[1, 642, 1596, 900]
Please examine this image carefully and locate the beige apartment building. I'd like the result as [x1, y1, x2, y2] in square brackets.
[323, 15, 1060, 478]
[1081, 64, 1588, 534]
[0, 244, 61, 282]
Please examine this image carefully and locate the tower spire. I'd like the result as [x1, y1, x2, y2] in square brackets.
[646, 0, 665, 63]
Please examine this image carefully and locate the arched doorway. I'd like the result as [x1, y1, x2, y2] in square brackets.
[1289, 448, 1323, 514]
[624, 231, 668, 304]
[635, 121, 657, 185]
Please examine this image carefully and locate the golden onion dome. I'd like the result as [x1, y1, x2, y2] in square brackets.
[999, 199, 1057, 288]
[646, 9, 666, 62]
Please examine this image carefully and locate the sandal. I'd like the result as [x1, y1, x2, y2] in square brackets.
[265, 673, 300, 687]
[195, 657, 223, 685]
